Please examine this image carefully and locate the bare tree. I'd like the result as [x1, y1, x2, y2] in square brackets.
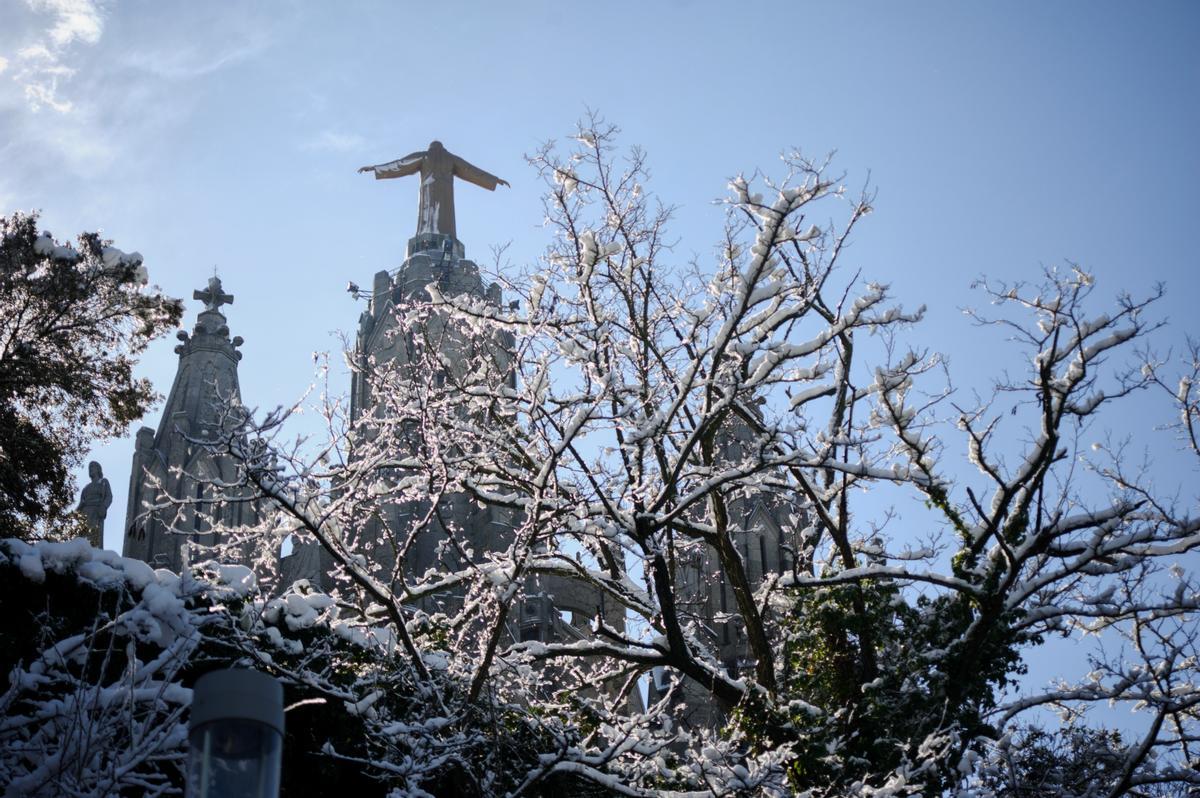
[212, 116, 1198, 796]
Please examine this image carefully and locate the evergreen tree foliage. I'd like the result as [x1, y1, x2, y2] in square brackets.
[0, 211, 182, 538]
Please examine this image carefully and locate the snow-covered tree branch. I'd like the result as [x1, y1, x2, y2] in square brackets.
[197, 115, 1200, 795]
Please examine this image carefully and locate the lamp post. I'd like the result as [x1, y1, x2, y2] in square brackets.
[187, 669, 284, 798]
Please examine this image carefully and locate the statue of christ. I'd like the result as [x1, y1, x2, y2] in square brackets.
[358, 141, 509, 240]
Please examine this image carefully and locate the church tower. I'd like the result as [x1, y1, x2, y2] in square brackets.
[346, 143, 627, 646]
[347, 229, 519, 597]
[122, 277, 260, 571]
[350, 232, 512, 426]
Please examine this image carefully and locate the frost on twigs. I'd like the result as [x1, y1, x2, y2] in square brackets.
[206, 117, 1200, 795]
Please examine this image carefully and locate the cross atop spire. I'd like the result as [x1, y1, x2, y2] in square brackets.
[193, 276, 234, 312]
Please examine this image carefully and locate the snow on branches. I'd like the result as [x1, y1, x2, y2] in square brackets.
[197, 117, 1199, 795]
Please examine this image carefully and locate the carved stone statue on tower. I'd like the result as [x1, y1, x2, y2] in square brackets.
[77, 461, 112, 548]
[358, 140, 509, 241]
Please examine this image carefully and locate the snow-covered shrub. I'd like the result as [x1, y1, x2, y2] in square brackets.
[0, 539, 598, 797]
[0, 538, 199, 795]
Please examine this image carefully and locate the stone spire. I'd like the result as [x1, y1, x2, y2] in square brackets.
[160, 277, 246, 443]
[122, 278, 257, 571]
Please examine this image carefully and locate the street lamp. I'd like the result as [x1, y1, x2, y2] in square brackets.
[187, 669, 284, 798]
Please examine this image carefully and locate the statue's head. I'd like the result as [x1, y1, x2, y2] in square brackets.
[429, 140, 445, 152]
[88, 461, 102, 480]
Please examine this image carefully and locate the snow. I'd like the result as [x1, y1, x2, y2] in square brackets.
[32, 233, 54, 255]
[263, 624, 303, 655]
[284, 592, 320, 629]
[554, 168, 579, 194]
[303, 591, 335, 610]
[345, 689, 383, 717]
[6, 537, 140, 584]
[76, 558, 127, 587]
[18, 551, 45, 582]
[32, 233, 79, 261]
[117, 556, 156, 590]
[100, 245, 143, 270]
[212, 562, 256, 595]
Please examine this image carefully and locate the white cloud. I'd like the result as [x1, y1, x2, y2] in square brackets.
[121, 36, 269, 81]
[22, 75, 74, 113]
[301, 130, 368, 153]
[3, 0, 106, 113]
[0, 3, 290, 200]
[32, 0, 103, 47]
[0, 3, 279, 186]
[17, 43, 55, 61]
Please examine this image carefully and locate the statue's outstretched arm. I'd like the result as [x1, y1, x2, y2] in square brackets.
[358, 150, 426, 179]
[450, 154, 510, 191]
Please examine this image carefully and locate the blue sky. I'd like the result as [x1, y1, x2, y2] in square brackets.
[3, 0, 1198, 708]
